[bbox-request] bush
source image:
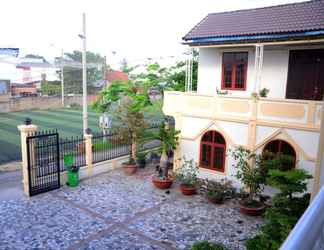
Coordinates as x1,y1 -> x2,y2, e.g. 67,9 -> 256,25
191,241 -> 229,250
246,167 -> 312,250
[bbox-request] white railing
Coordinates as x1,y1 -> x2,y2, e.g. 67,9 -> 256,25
280,186 -> 324,250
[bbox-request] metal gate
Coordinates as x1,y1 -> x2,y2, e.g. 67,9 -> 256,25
26,132 -> 60,196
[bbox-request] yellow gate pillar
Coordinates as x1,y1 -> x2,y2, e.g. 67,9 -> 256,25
17,122 -> 38,196
84,133 -> 93,177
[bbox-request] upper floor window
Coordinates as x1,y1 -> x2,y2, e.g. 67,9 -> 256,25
221,52 -> 248,91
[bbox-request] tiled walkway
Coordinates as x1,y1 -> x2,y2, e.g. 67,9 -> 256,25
0,167 -> 263,250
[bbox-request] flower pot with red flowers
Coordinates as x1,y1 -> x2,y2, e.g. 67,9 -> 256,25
176,158 -> 199,196
151,121 -> 180,190
231,147 -> 267,216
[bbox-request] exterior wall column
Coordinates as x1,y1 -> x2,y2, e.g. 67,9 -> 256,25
248,97 -> 258,151
173,112 -> 182,172
84,134 -> 93,177
17,123 -> 38,196
253,44 -> 264,93
312,101 -> 324,200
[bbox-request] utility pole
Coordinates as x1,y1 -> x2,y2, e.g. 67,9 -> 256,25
81,12 -> 88,134
61,49 -> 64,107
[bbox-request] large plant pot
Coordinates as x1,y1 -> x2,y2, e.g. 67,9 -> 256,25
152,176 -> 173,189
122,163 -> 137,175
239,200 -> 265,216
180,184 -> 196,196
136,159 -> 146,168
207,194 -> 224,205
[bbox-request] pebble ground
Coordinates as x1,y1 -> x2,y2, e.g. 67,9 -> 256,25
0,166 -> 263,250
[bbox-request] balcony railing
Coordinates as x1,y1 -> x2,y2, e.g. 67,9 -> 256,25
163,91 -> 322,131
280,186 -> 324,250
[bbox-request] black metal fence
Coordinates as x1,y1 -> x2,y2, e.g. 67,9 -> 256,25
92,133 -> 130,163
26,130 -> 60,196
92,120 -> 165,163
59,135 -> 86,171
27,118 -> 175,171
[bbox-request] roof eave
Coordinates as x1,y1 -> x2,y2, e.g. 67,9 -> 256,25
183,30 -> 324,46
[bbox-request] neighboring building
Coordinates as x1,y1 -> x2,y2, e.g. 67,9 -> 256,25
105,70 -> 129,86
11,82 -> 38,96
163,0 -> 324,193
0,80 -> 11,102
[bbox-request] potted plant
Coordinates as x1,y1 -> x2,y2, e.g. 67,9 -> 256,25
205,179 -> 235,205
93,80 -> 152,176
151,122 -> 180,189
176,158 -> 199,195
136,151 -> 146,168
231,147 -> 266,216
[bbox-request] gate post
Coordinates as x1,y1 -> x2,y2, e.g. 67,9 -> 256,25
84,133 -> 93,177
17,121 -> 37,196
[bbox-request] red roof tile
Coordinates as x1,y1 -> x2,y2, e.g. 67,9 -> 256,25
183,0 -> 324,42
106,71 -> 129,82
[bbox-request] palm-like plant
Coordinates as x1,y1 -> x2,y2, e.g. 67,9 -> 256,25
153,122 -> 180,179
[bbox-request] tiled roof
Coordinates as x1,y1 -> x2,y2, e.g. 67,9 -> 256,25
183,0 -> 324,42
105,70 -> 129,82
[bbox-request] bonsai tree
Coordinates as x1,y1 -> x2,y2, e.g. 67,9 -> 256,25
231,147 -> 266,208
93,80 -> 152,166
153,121 -> 180,179
246,163 -> 312,250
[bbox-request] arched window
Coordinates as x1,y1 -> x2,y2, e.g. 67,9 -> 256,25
263,139 -> 296,170
200,131 -> 226,172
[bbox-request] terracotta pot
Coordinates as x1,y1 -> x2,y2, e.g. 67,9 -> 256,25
207,194 -> 224,204
239,200 -> 265,216
152,176 -> 173,189
180,184 -> 196,195
122,163 -> 137,175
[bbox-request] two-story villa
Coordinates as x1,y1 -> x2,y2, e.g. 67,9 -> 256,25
163,0 -> 324,193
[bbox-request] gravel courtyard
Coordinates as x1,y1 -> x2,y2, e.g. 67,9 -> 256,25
0,167 -> 263,250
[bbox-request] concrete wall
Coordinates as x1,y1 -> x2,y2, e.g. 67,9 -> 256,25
180,116 -> 318,189
0,95 -> 97,113
197,45 -> 324,99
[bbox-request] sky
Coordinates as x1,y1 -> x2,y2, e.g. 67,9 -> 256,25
0,0 -> 306,67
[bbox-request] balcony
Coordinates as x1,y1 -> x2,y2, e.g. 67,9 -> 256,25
163,91 -> 322,131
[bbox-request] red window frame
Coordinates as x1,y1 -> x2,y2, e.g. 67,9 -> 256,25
221,52 -> 248,91
263,140 -> 296,169
199,131 -> 226,172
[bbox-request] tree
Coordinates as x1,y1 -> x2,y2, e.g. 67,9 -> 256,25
41,81 -> 61,96
56,50 -> 105,94
246,155 -> 312,250
165,49 -> 199,91
92,80 -> 152,164
25,54 -> 48,63
129,49 -> 199,93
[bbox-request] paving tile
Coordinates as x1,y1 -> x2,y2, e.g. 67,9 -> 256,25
79,227 -> 164,250
0,194 -> 108,250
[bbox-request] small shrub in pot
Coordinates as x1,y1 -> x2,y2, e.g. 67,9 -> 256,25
203,179 -> 235,204
176,158 -> 199,195
231,147 -> 266,215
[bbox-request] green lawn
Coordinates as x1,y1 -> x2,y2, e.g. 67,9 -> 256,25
0,101 -> 163,164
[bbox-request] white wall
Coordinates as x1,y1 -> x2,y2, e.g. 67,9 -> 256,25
179,116 -> 318,191
198,47 -> 255,97
197,46 -> 293,98
260,49 -> 289,98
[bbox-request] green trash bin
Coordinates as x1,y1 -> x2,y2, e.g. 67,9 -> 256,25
64,154 -> 80,187
67,169 -> 79,187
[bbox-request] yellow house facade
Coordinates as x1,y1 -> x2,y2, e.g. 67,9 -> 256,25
163,0 -> 324,192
